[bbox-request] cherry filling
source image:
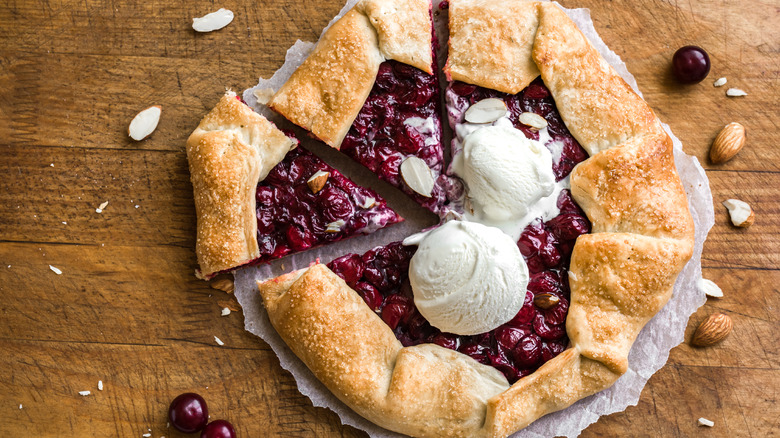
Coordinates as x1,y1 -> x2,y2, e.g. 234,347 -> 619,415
254,146 -> 402,265
448,77 -> 588,181
328,190 -> 588,384
328,79 -> 591,384
340,60 -> 447,214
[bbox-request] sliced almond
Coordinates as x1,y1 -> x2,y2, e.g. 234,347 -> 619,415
217,299 -> 241,312
518,112 -> 548,130
710,122 -> 746,163
326,220 -> 345,233
713,77 -> 727,87
464,98 -> 507,124
400,156 -> 434,197
698,418 -> 715,427
210,276 -> 234,294
358,196 -> 376,209
697,277 -> 723,298
128,105 -> 161,141
722,199 -> 754,227
726,88 -> 747,97
192,8 -> 234,33
307,170 -> 330,194
691,313 -> 732,347
533,293 -> 560,310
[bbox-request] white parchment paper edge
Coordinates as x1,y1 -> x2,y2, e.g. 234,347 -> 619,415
233,2 -> 716,437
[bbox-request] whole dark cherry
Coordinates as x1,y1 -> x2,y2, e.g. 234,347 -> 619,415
168,392 -> 209,433
200,419 -> 236,438
672,46 -> 711,84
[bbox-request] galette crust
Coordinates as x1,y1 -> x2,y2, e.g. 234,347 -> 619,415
445,0 -> 541,95
258,265 -> 511,438
268,0 -> 433,149
186,92 -> 296,279
254,1 -> 696,437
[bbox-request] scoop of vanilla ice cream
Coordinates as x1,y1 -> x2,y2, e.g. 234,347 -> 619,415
406,220 -> 529,335
453,125 -> 555,223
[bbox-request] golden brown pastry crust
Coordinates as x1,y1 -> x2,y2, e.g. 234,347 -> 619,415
187,92 -> 296,279
254,2 -> 696,437
445,0 -> 541,95
258,265 -> 510,438
269,0 -> 433,149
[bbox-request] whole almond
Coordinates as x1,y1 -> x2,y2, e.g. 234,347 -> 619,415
533,293 -> 560,310
710,122 -> 746,163
692,313 -> 732,347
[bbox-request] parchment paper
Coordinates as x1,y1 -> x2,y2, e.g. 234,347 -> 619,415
234,1 -> 716,436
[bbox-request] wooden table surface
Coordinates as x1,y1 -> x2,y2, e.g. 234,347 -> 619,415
1,0 -> 778,436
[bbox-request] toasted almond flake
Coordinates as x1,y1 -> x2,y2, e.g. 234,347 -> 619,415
359,196 -> 376,209
722,199 -> 753,227
95,201 -> 109,214
713,77 -> 727,87
49,265 -> 62,275
518,112 -> 548,130
19,404 -> 22,409
79,391 -> 91,396
192,8 -> 234,32
726,88 -> 747,97
98,380 -> 103,391
142,434 -> 151,438
698,417 -> 714,427
464,98 -> 507,123
214,336 -> 224,346
128,106 -> 161,141
697,278 -> 723,298
221,307 -> 231,316
217,299 -> 241,312
210,277 -> 234,294
400,156 -> 435,197
62,221 -> 67,225
50,163 -> 54,167
326,219 -> 346,233
306,170 -> 330,194
253,88 -> 275,105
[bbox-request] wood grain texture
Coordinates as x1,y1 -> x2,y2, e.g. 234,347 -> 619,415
0,0 -> 777,437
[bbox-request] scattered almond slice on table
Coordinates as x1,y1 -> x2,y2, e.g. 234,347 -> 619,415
192,8 -> 234,33
722,199 -> 754,227
49,265 -> 62,275
128,106 -> 161,141
698,417 -> 715,427
692,313 -> 732,347
697,277 -> 723,298
713,77 -> 727,87
726,88 -> 747,97
209,277 -> 234,294
710,122 -> 746,163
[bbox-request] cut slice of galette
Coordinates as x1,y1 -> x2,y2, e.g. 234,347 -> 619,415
266,0 -> 450,215
186,92 -> 402,279
254,1 -> 695,437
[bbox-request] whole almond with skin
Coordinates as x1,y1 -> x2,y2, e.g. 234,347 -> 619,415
710,122 -> 746,163
533,293 -> 560,310
692,313 -> 732,347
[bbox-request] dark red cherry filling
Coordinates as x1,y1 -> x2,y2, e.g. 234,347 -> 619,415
448,77 -> 588,181
341,60 -> 447,214
327,78 -> 591,384
328,189 -> 588,384
254,145 -> 402,264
